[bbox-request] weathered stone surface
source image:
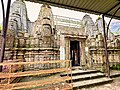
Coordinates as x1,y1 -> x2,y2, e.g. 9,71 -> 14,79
8,0 -> 28,34
80,77 -> 120,90
82,14 -> 98,38
2,1 -> 119,71
31,4 -> 57,48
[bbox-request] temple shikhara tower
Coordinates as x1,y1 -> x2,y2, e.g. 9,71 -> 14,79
8,0 -> 28,34
32,4 -> 57,48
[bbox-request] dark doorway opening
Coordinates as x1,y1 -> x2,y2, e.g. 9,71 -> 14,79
70,41 -> 80,66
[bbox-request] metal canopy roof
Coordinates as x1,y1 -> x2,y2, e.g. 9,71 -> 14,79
26,0 -> 120,20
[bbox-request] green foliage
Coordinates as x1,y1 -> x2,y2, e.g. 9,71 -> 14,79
0,26 -> 1,29
111,64 -> 120,70
97,16 -> 101,20
0,25 -> 2,33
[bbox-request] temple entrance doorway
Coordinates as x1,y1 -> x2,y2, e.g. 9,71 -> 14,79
70,41 -> 80,66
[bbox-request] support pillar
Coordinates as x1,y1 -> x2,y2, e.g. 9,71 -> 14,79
80,41 -> 86,66
102,15 -> 110,78
0,0 -> 11,72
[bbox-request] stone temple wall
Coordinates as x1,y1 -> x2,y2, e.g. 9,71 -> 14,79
24,49 -> 60,70
0,47 -> 60,70
87,33 -> 120,70
89,48 -> 120,71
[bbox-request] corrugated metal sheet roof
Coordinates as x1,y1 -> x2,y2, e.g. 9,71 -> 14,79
26,0 -> 120,20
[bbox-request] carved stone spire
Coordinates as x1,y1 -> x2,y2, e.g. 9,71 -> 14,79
33,4 -> 54,35
82,14 -> 98,38
8,0 -> 28,35
33,4 -> 55,48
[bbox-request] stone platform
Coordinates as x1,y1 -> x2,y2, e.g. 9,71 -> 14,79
61,66 -> 113,89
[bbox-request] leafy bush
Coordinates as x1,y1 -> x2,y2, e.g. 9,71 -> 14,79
111,64 -> 120,70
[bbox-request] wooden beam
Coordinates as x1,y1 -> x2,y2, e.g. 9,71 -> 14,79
0,60 -> 72,89
0,68 -> 69,78
0,60 -> 70,66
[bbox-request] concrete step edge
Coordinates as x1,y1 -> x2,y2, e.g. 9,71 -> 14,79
72,73 -> 105,81
61,70 -> 99,76
73,77 -> 113,88
110,73 -> 120,78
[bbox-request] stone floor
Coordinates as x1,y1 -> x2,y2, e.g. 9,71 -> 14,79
110,70 -> 120,77
80,77 -> 120,90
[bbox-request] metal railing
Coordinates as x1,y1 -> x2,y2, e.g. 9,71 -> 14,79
0,60 -> 72,89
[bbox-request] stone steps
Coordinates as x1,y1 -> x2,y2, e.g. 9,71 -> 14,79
110,72 -> 120,78
61,67 -> 113,89
73,77 -> 112,89
72,72 -> 105,82
61,69 -> 98,76
72,66 -> 83,70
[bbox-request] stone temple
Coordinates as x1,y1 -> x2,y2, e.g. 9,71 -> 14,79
0,0 -> 120,70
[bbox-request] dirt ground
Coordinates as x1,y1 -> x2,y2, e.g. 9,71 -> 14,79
80,77 -> 120,90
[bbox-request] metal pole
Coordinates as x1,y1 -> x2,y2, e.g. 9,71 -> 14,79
102,15 -> 110,78
106,7 -> 120,39
0,0 -> 11,71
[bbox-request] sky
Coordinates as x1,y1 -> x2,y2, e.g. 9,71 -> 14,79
25,1 -> 102,22
0,0 -> 119,24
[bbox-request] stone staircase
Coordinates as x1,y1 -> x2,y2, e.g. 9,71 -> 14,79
61,66 -> 113,89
